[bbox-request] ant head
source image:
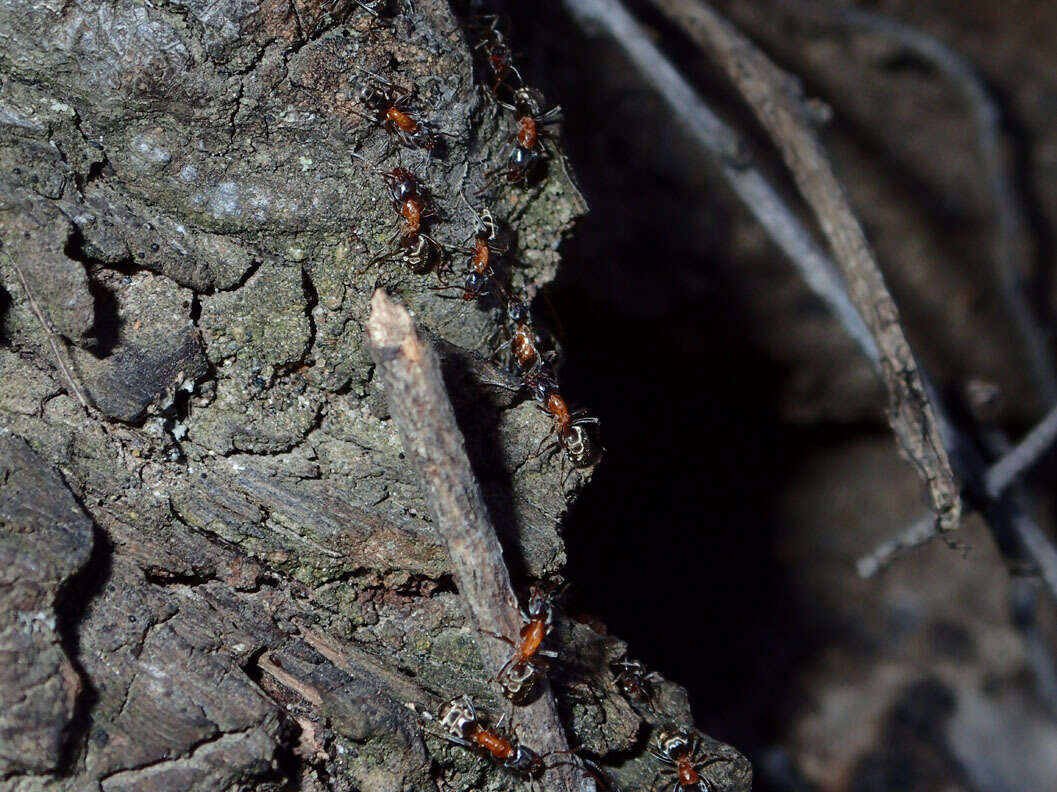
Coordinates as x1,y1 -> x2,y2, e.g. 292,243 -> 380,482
507,300 -> 529,325
410,125 -> 440,153
512,87 -> 544,117
385,168 -> 420,202
523,365 -> 558,402
359,83 -> 389,110
464,270 -> 487,299
509,145 -> 540,178
614,658 -> 653,699
505,744 -> 545,779
526,579 -> 564,618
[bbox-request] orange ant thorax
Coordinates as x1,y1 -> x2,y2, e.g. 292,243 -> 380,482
517,115 -> 538,149
545,392 -> 570,425
400,198 -> 422,233
518,618 -> 547,660
472,238 -> 491,272
474,729 -> 514,760
386,105 -> 417,132
678,761 -> 701,786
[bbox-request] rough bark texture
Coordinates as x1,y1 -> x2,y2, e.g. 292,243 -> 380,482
0,1 -> 750,791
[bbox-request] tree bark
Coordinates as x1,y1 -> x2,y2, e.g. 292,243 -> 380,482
0,0 -> 751,790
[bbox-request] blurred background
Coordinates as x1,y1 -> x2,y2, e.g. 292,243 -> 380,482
472,1 -> 1057,790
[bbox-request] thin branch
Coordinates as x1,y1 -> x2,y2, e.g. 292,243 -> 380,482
645,0 -> 960,533
986,400 -> 1057,496
779,0 -> 1057,404
855,513 -> 938,579
858,401 -> 1057,579
0,243 -> 95,414
565,0 -> 1057,587
741,2 -> 1057,605
364,289 -> 594,792
561,0 -> 880,371
566,0 -> 1057,604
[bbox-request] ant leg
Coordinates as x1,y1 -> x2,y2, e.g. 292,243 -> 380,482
530,426 -> 559,461
538,105 -> 563,126
429,731 -> 476,751
476,374 -> 524,394
647,749 -> 672,764
475,145 -> 514,196
692,756 -> 729,773
477,629 -> 517,648
474,170 -> 502,197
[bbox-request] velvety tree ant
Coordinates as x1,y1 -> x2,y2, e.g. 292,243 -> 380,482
479,88 -> 562,193
432,197 -> 509,302
649,729 -> 727,792
612,657 -> 659,706
381,167 -> 433,236
484,582 -> 564,700
470,14 -> 524,98
351,69 -> 441,153
439,696 -> 545,776
431,696 -> 579,780
522,367 -> 601,470
355,160 -> 443,273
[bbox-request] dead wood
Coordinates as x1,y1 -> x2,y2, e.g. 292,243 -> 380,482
647,0 -> 962,534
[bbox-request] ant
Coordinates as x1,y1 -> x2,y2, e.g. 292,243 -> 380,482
381,167 -> 433,237
524,367 -> 601,470
470,14 -> 524,98
435,197 -> 510,302
354,159 -> 443,274
432,696 -> 573,780
479,88 -> 561,193
649,729 -> 727,792
351,69 -> 441,153
612,657 -> 659,706
483,582 -> 564,700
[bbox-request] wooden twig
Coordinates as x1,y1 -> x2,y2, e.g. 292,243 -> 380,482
777,0 -> 1057,404
858,401 -> 1057,580
561,0 -> 880,371
564,0 -> 1057,587
645,0 -> 961,533
986,401 -> 1057,496
0,243 -> 95,414
715,1 -> 1057,611
364,290 -> 594,792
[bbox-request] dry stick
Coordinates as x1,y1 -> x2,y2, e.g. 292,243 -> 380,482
646,0 -> 960,534
0,245 -> 95,414
562,0 -> 880,372
565,0 -> 1057,586
857,401 -> 1057,579
782,0 -> 1057,403
364,290 -> 594,792
769,2 -> 1057,583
